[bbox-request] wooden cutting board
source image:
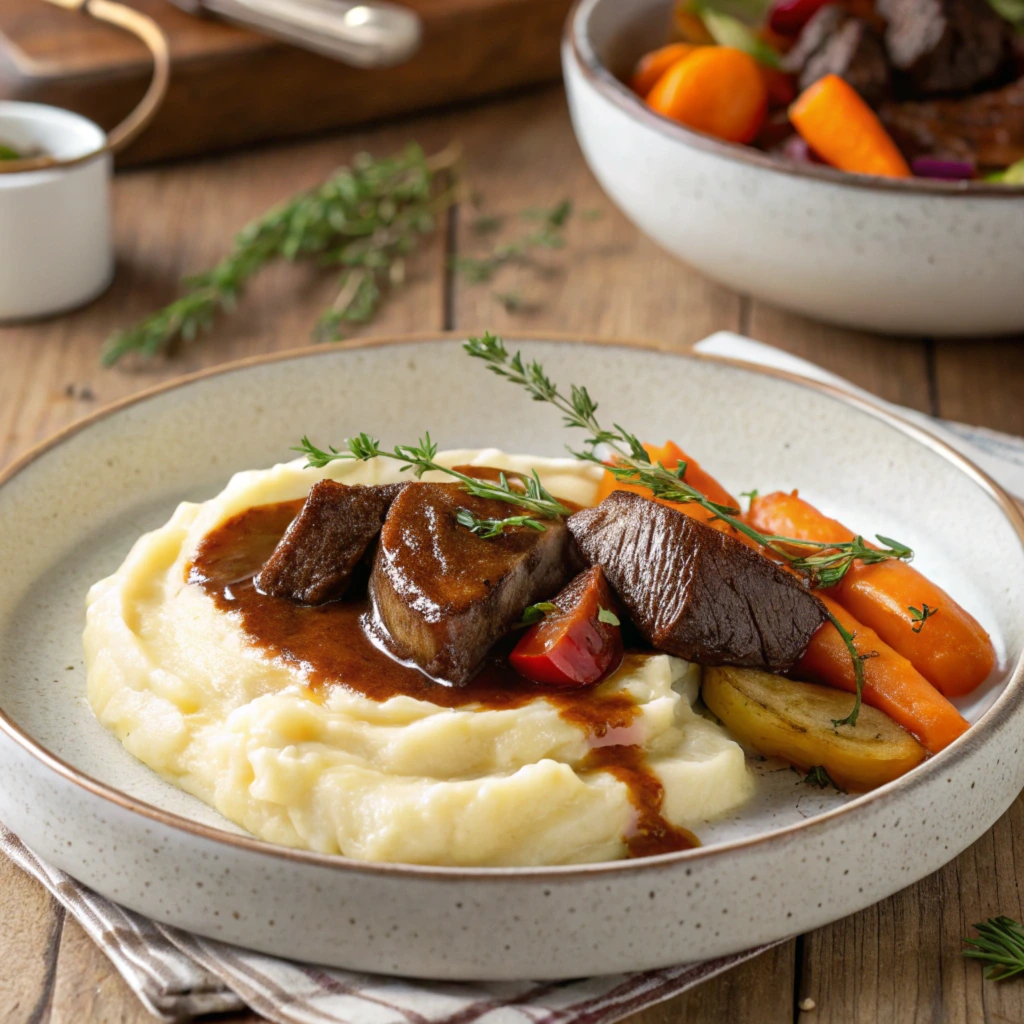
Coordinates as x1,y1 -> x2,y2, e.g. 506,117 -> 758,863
0,0 -> 572,165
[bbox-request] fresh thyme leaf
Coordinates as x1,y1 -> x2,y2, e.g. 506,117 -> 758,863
0,143 -> 23,161
740,489 -> 759,503
451,200 -> 574,286
293,434 -> 570,529
471,214 -> 504,234
522,601 -> 560,625
909,603 -> 938,633
800,765 -> 846,793
494,290 -> 527,313
455,508 -> 546,537
964,917 -> 1024,980
103,143 -> 460,365
598,606 -> 621,627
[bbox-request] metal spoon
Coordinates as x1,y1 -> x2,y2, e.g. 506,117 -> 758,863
172,0 -> 422,68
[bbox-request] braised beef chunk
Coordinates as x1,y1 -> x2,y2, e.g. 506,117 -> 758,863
877,0 -> 1012,96
255,480 -> 406,605
567,492 -> 826,672
881,77 -> 1024,166
784,8 -> 891,106
370,483 -> 576,684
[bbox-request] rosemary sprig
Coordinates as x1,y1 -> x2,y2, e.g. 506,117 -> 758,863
464,332 -> 917,727
293,433 -> 570,530
964,917 -> 1024,980
102,144 -> 459,366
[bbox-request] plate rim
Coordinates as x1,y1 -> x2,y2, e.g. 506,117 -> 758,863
3,330 -> 1023,880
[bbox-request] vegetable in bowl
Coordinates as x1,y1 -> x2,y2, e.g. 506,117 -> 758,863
629,0 -> 1024,181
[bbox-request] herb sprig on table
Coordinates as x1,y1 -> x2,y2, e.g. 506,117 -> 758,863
463,332 -> 916,726
103,145 -> 459,366
102,145 -> 592,367
964,917 -> 1024,980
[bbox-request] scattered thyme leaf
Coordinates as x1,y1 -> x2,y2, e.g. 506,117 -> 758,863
494,290 -> 527,313
909,603 -> 938,633
597,606 -> 621,627
964,917 -> 1024,980
452,200 -> 575,286
522,601 -> 560,625
800,766 -> 846,793
455,508 -> 546,537
471,214 -> 504,234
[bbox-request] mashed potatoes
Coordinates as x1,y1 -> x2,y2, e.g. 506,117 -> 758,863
84,450 -> 753,866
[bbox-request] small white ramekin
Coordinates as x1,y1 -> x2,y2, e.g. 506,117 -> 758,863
0,102 -> 114,322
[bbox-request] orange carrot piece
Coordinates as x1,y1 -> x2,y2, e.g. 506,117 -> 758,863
647,47 -> 768,144
789,74 -> 911,177
797,595 -> 969,754
594,441 -> 760,548
631,43 -> 698,98
748,491 -> 995,697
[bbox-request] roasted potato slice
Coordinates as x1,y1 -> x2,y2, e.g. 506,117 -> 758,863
702,665 -> 926,792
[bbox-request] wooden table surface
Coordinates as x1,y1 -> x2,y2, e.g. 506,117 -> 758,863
2,86 -> 1023,1024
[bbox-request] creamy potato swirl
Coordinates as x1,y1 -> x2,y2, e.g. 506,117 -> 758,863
84,450 -> 753,866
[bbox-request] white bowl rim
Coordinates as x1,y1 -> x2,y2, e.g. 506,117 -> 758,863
565,0 -> 1024,199
2,331 -> 1023,880
0,101 -> 108,180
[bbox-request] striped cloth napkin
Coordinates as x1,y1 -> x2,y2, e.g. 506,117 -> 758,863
4,334 -> 1021,1023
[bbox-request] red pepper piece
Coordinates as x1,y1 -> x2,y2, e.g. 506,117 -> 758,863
510,567 -> 624,688
768,0 -> 835,36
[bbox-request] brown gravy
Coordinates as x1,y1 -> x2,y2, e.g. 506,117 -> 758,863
187,499 -> 697,855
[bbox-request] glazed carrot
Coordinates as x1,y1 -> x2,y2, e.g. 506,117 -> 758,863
748,491 -> 995,697
631,43 -> 698,97
593,441 -> 760,546
797,595 -> 969,754
647,47 -> 768,144
789,74 -> 911,178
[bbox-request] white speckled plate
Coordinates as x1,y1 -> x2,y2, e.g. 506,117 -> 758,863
1,335 -> 1022,979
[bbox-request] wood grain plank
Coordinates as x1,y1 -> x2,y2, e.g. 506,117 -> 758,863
0,118 -> 452,472
0,856 -> 64,1024
746,304 -> 934,413
449,90 -> 743,346
47,914 -> 266,1023
633,942 -> 797,1024
796,794 -> 1024,1024
932,338 -> 1024,436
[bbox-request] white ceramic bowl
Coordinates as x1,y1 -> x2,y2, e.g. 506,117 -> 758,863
563,0 -> 1024,337
0,336 -> 1022,979
0,102 -> 113,321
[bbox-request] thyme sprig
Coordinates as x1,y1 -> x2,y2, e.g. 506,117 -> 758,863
800,765 -> 846,793
964,917 -> 1024,980
102,144 -> 459,366
464,332 -> 916,727
294,434 -> 570,531
451,200 -> 573,284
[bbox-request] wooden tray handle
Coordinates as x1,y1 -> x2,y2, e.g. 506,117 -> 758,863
0,0 -> 170,174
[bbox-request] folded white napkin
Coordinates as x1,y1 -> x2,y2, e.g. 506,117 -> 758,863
5,334 -> 1021,1023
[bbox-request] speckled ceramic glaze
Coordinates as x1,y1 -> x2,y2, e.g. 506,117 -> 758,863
563,0 -> 1024,337
0,336 -> 1022,980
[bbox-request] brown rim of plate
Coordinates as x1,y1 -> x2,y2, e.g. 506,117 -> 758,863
565,0 -> 1024,199
2,331 -> 1023,881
